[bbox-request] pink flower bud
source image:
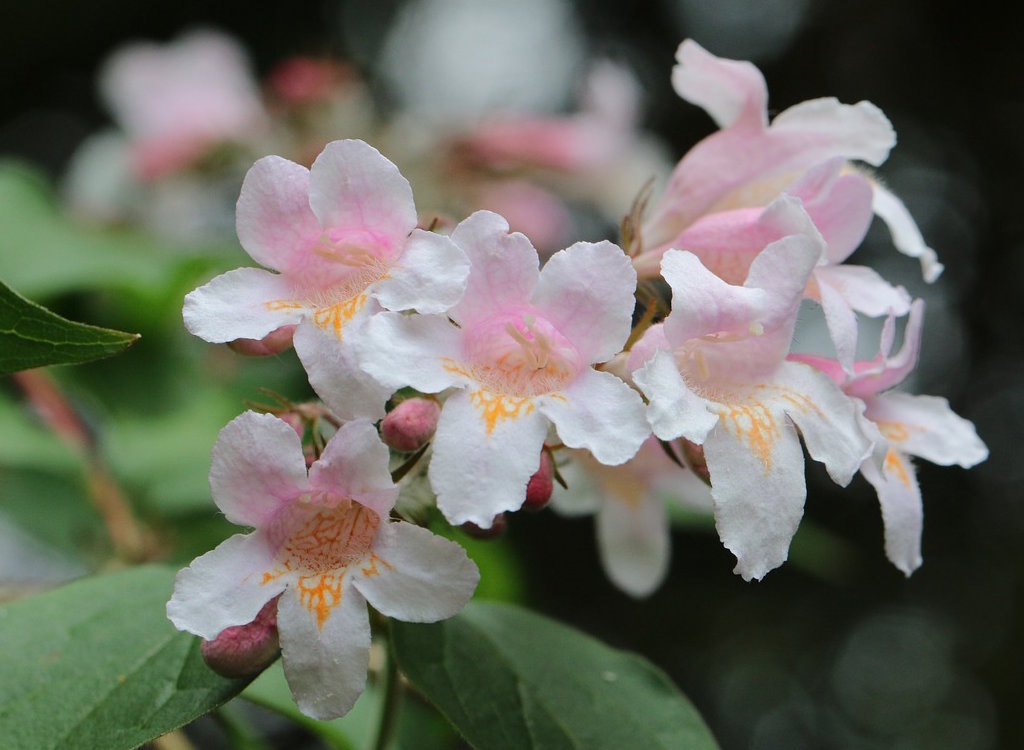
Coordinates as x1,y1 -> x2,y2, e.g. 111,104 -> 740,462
380,398 -> 441,452
201,597 -> 280,678
679,438 -> 711,486
461,513 -> 508,540
522,449 -> 554,512
227,325 -> 296,357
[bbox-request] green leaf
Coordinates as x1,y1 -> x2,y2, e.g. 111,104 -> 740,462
0,278 -> 138,374
0,565 -> 250,750
392,602 -> 720,750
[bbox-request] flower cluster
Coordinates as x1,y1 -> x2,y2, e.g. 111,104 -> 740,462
169,39 -> 987,718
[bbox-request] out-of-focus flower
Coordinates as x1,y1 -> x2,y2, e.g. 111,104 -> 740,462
631,198 -> 872,580
638,39 -> 942,284
167,412 -> 478,719
551,437 -> 712,597
792,301 -> 988,575
183,139 -> 469,420
358,210 -> 650,527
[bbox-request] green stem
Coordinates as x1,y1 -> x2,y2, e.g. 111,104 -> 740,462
369,626 -> 402,750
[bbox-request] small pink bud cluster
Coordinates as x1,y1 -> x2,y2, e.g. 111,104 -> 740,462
200,596 -> 280,678
380,398 -> 441,452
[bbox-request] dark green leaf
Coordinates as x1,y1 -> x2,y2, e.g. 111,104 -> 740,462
0,278 -> 138,374
392,601 -> 720,750
0,565 -> 249,750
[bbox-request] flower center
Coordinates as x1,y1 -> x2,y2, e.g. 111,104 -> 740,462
271,497 -> 380,575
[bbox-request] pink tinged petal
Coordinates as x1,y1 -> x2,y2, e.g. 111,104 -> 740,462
531,240 -> 636,363
770,98 -> 895,168
183,267 -> 306,343
860,452 -> 923,576
448,211 -> 540,327
844,299 -> 925,398
813,265 -> 912,318
357,312 -> 465,393
865,392 -> 989,468
210,412 -> 309,527
372,229 -> 469,314
277,578 -> 371,720
633,349 -> 719,443
871,182 -> 944,282
236,156 -> 320,273
625,322 -> 671,373
540,369 -> 649,465
294,320 -> 391,422
309,419 -> 399,519
671,39 -> 768,129
167,531 -> 285,640
596,489 -> 670,598
352,522 -> 479,621
814,272 -> 860,374
429,389 -> 550,527
771,361 -> 873,486
703,405 -> 807,581
786,158 -> 874,263
308,140 -> 416,247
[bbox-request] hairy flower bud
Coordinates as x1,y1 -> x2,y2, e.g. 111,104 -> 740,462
227,325 -> 296,357
200,597 -> 280,678
522,449 -> 554,512
381,398 -> 441,452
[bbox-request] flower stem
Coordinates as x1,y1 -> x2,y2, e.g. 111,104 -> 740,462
369,626 -> 402,750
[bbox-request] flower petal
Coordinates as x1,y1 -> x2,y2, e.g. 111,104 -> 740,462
236,155 -> 320,273
167,531 -> 284,640
860,451 -> 923,576
294,319 -> 392,422
183,267 -> 306,343
870,181 -> 944,282
429,389 -> 550,527
633,349 -> 719,443
352,522 -> 479,621
786,158 -> 874,264
277,579 -> 371,720
357,311 -> 465,393
211,411 -> 309,526
704,406 -> 807,581
308,140 -> 416,248
815,272 -> 860,374
770,97 -> 895,167
309,419 -> 398,518
865,392 -> 988,468
671,39 -> 768,129
596,489 -> 670,598
541,369 -> 649,465
448,210 -> 540,327
531,240 -> 636,363
372,229 -> 470,314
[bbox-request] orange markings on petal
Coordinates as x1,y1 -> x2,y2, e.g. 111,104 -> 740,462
359,550 -> 394,578
313,294 -> 368,338
875,420 -> 920,444
884,449 -> 913,488
717,400 -> 779,473
469,389 -> 535,436
296,573 -> 344,629
266,299 -> 305,312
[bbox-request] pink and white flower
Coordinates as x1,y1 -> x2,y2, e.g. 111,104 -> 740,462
167,411 -> 479,719
792,301 -> 988,575
183,139 -> 470,420
358,210 -> 650,527
639,39 -> 942,284
631,198 -> 873,580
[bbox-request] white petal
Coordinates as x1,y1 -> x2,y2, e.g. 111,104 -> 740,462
167,531 -> 284,640
429,389 -> 549,527
294,320 -> 391,422
815,272 -> 860,375
357,311 -> 464,393
771,98 -> 895,168
308,140 -> 416,247
860,452 -> 923,576
814,264 -> 911,318
596,490 -> 670,598
866,392 -> 988,468
531,240 -> 636,364
211,411 -> 309,526
352,522 -> 479,621
372,229 -> 469,314
277,579 -> 371,720
633,349 -> 720,443
540,369 -> 648,465
309,419 -> 398,518
871,182 -> 944,282
183,267 -> 306,343
704,403 -> 807,581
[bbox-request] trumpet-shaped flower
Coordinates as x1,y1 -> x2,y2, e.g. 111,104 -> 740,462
631,201 -> 872,580
792,301 -> 988,575
183,139 -> 470,420
358,210 -> 650,527
639,39 -> 942,283
167,412 -> 479,719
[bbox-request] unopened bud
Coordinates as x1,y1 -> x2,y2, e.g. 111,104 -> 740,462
461,513 -> 508,539
228,325 -> 296,357
679,439 -> 711,486
201,597 -> 280,678
522,449 -> 554,512
381,398 -> 441,452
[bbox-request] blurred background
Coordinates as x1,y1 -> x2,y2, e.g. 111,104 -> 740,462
2,0 -> 1021,748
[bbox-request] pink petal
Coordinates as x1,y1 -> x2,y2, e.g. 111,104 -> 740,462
309,419 -> 398,519
671,39 -> 768,129
786,158 -> 874,263
372,229 -> 469,314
